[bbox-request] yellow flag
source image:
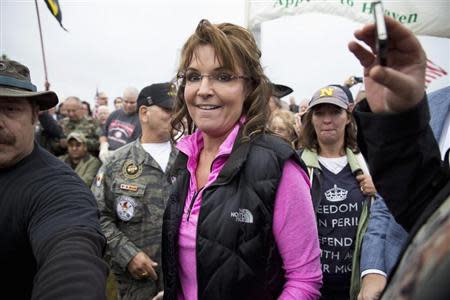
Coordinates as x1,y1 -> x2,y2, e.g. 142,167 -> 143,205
44,0 -> 67,31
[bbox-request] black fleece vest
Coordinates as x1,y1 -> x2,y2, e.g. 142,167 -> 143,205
162,133 -> 306,300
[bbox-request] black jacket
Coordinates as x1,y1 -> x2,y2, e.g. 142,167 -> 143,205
354,97 -> 450,300
354,97 -> 449,233
162,133 -> 305,300
0,143 -> 107,299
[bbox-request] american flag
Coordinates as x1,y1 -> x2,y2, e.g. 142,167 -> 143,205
425,59 -> 448,86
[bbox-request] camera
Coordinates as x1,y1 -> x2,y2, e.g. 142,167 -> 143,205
353,76 -> 363,83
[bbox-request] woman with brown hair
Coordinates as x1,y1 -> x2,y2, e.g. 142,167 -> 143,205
299,85 -> 377,299
161,20 -> 322,300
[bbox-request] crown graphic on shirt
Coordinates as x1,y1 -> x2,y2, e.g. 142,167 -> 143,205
325,184 -> 348,202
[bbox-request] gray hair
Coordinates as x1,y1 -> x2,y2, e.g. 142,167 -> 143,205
123,87 -> 139,100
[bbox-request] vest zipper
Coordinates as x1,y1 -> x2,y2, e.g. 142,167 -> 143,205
185,155 -> 225,222
187,187 -> 204,222
185,153 -> 239,222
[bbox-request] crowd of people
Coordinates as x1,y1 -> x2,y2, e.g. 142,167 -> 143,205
0,15 -> 449,300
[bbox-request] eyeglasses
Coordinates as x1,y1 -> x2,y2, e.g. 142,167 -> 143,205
177,70 -> 250,87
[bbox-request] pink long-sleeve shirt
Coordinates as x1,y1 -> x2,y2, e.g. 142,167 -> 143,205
176,121 -> 322,300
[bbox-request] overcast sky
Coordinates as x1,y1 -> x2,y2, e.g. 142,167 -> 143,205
1,0 -> 449,109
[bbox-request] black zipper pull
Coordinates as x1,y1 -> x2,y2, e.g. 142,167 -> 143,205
187,187 -> 204,222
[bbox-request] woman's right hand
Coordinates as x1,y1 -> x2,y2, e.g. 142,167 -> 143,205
356,174 -> 377,196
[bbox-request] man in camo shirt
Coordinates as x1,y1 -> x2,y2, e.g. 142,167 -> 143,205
92,82 -> 177,300
56,96 -> 100,156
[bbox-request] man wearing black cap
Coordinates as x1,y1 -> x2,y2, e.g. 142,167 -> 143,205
0,59 -> 108,299
92,82 -> 178,299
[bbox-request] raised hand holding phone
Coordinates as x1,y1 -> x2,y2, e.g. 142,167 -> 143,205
348,15 -> 426,113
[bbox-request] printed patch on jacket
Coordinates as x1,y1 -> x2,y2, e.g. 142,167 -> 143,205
95,173 -> 103,187
122,160 -> 143,179
230,208 -> 254,224
116,196 -> 137,221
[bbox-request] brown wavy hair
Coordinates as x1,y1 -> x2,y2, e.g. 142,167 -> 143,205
299,107 -> 359,153
170,19 -> 272,142
268,110 -> 299,149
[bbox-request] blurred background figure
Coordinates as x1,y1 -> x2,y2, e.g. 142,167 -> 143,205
96,105 -> 110,128
268,109 -> 299,149
113,96 -> 124,110
81,100 -> 93,118
56,102 -> 67,120
343,75 -> 363,90
58,132 -> 101,187
99,87 -> 140,162
94,91 -> 109,118
56,96 -> 100,156
35,109 -> 64,154
96,91 -> 109,106
269,83 -> 293,113
289,96 -> 299,113
293,98 -> 310,139
342,76 -> 364,111
47,106 -> 58,120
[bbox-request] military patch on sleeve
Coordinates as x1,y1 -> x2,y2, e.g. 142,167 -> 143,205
116,196 -> 137,221
95,173 -> 104,187
122,160 -> 143,179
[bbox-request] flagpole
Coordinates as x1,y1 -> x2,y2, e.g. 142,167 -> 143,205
34,0 -> 50,91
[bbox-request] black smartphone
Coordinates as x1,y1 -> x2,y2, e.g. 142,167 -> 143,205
353,76 -> 363,83
373,1 -> 388,66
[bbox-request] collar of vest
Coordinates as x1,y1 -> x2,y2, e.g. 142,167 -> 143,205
300,147 -> 363,175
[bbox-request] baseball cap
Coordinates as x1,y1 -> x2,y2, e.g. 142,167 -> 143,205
0,59 -> 58,110
67,132 -> 87,144
308,85 -> 351,110
137,82 -> 176,111
272,84 -> 293,98
329,84 -> 354,103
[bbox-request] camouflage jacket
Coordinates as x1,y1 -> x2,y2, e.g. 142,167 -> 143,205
92,139 -> 177,273
58,117 -> 100,154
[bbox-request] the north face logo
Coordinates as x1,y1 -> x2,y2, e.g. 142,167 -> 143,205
230,208 -> 254,224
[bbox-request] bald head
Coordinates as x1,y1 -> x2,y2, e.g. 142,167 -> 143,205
122,87 -> 138,114
64,96 -> 83,121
